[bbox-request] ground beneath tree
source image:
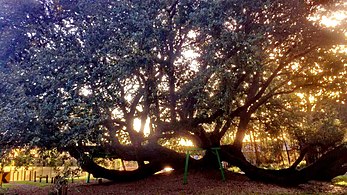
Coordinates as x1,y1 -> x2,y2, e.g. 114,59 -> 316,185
5,171 -> 347,194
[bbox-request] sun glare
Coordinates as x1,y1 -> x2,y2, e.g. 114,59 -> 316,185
133,118 -> 150,135
178,138 -> 194,147
331,45 -> 347,54
80,86 -> 92,96
320,11 -> 347,27
182,50 -> 199,59
154,166 -> 174,175
242,134 -> 252,142
163,167 -> 174,172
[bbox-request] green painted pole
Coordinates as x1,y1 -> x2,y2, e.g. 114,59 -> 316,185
212,148 -> 225,181
183,150 -> 190,184
86,172 -> 90,183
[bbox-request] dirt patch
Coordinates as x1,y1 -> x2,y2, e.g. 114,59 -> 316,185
4,171 -> 347,194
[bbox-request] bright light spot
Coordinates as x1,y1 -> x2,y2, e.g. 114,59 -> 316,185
133,118 -> 151,135
320,11 -> 347,27
133,118 -> 141,132
154,166 -> 174,175
80,86 -> 92,96
321,16 -> 340,27
112,109 -> 123,118
333,119 -> 341,126
242,134 -> 251,142
190,59 -> 199,72
296,93 -> 304,99
291,63 -> 299,70
179,139 -> 194,147
187,30 -> 197,38
269,53 -> 276,59
331,45 -> 347,54
182,49 -> 199,59
308,95 -> 315,103
163,167 -> 174,172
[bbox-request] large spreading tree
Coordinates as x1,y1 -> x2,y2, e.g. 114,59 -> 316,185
1,0 -> 347,185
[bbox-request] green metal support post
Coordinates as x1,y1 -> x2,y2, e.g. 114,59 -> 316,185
183,150 -> 190,184
183,147 -> 226,184
211,147 -> 225,181
86,172 -> 90,183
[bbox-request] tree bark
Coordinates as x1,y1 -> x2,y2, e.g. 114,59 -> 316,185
233,112 -> 251,153
67,144 -> 187,182
67,143 -> 347,185
222,143 -> 347,186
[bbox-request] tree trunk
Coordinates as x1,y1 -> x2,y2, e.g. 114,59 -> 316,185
282,132 -> 291,166
250,130 -> 261,165
222,143 -> 347,186
67,144 -> 188,182
233,112 -> 251,153
67,143 -> 347,186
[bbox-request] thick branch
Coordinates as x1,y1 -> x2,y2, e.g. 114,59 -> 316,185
157,109 -> 224,133
222,143 -> 347,186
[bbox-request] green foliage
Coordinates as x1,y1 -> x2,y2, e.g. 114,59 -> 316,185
11,152 -> 36,167
290,96 -> 347,154
1,148 -> 77,172
3,180 -> 51,188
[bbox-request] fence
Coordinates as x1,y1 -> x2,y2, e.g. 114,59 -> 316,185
2,166 -> 88,182
2,160 -> 139,182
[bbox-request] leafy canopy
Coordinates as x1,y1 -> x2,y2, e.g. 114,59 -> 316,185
0,0 -> 346,153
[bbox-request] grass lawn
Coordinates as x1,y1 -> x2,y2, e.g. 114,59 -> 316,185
2,180 -> 51,188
